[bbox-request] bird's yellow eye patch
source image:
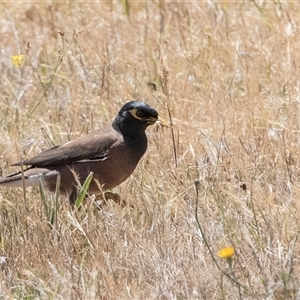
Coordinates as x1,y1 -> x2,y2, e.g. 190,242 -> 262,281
129,108 -> 144,120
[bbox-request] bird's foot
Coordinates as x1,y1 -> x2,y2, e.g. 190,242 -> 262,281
94,191 -> 126,209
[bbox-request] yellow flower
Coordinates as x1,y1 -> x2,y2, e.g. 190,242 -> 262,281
11,54 -> 24,67
218,246 -> 235,259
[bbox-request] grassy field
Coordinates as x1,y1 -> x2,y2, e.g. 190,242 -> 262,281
1,1 -> 300,299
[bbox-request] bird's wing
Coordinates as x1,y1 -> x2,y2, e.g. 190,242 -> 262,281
13,127 -> 121,167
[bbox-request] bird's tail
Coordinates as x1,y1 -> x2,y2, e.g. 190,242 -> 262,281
0,168 -> 50,188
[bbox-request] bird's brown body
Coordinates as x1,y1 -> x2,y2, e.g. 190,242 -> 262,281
0,101 -> 163,204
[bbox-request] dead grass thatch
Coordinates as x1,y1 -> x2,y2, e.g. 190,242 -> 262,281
1,1 -> 300,299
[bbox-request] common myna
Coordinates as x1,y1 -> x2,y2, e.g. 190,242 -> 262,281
0,101 -> 165,204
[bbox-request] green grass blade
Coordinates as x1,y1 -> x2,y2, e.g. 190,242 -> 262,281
122,0 -> 130,17
39,177 -> 48,217
50,173 -> 61,227
75,172 -> 93,209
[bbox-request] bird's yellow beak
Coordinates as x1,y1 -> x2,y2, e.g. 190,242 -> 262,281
156,116 -> 172,128
147,116 -> 171,128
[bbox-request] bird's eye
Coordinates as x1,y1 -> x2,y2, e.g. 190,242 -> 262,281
136,110 -> 144,118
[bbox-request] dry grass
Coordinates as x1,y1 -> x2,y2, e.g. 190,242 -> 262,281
1,1 -> 300,299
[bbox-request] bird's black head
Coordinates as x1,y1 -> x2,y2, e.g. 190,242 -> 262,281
113,101 -> 159,136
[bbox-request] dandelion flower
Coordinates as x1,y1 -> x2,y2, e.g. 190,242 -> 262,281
11,54 -> 24,67
218,246 -> 235,259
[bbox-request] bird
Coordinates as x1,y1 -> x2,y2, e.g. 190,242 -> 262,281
0,101 -> 166,205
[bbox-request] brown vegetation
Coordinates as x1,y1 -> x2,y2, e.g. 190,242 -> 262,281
1,1 -> 300,299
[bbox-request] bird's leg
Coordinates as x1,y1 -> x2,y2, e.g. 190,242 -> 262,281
68,189 -> 78,207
